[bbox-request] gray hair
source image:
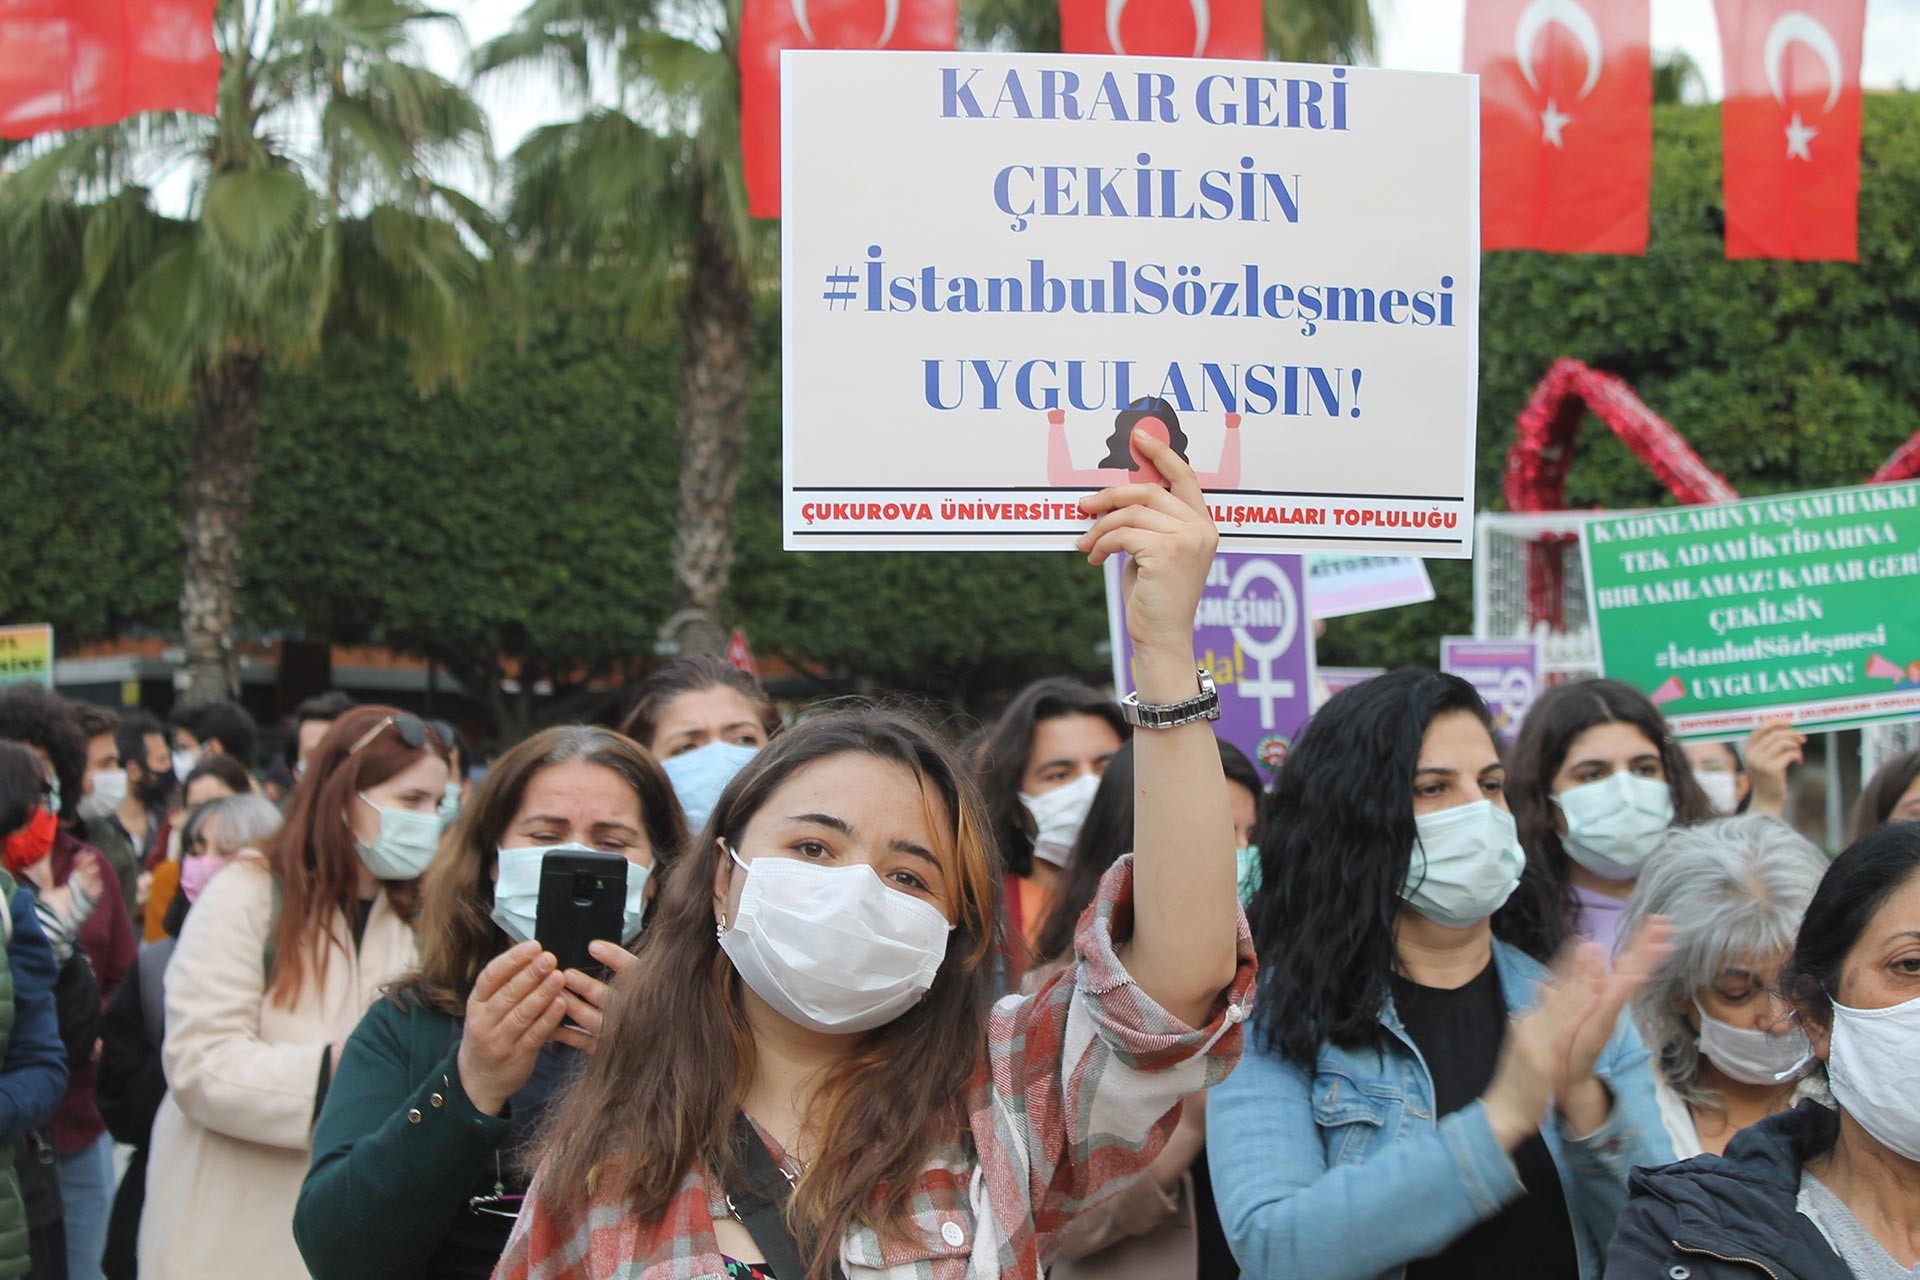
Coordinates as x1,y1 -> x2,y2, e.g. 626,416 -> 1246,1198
195,793 -> 283,858
1621,814 -> 1828,1108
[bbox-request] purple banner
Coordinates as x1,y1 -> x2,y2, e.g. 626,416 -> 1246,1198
1108,554 -> 1316,779
1439,637 -> 1541,742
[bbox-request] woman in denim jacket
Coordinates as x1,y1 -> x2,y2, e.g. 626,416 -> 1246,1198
1209,670 -> 1676,1280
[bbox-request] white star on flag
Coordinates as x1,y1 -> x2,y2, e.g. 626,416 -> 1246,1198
1784,112 -> 1818,160
1540,98 -> 1571,147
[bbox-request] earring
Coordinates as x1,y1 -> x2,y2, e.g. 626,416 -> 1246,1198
715,914 -> 727,940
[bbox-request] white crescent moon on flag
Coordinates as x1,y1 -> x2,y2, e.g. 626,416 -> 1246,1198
1514,0 -> 1603,99
1107,0 -> 1212,59
790,0 -> 901,47
1764,11 -> 1843,111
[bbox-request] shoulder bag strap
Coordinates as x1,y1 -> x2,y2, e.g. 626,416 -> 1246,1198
722,1115 -> 847,1280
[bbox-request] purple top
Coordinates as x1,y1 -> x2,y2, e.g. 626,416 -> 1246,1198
1572,883 -> 1631,954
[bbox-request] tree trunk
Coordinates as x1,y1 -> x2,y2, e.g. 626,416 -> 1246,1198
177,351 -> 264,705
667,208 -> 751,659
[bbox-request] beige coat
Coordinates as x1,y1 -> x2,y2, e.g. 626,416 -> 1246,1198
139,855 -> 418,1280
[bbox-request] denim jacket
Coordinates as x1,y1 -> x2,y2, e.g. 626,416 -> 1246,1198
1207,940 -> 1674,1280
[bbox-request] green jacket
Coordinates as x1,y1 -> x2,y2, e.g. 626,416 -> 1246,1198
80,815 -> 142,922
295,996 -> 515,1280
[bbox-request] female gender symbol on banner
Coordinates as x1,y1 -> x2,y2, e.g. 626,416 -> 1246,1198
1228,558 -> 1301,729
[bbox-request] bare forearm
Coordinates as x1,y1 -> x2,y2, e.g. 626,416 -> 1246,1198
1126,645 -> 1239,1026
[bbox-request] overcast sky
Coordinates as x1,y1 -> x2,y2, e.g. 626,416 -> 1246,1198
431,0 -> 1920,167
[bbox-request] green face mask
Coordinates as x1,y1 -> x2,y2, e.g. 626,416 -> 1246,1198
1235,845 -> 1261,906
438,780 -> 462,828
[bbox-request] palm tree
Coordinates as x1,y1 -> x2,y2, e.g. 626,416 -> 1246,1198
0,0 -> 505,702
478,0 -> 772,660
1652,50 -> 1708,106
483,0 -> 1371,660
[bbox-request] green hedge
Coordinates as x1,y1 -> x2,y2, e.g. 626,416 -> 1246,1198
4,94 -> 1917,698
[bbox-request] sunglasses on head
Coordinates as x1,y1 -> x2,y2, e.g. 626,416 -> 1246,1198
347,714 -> 436,757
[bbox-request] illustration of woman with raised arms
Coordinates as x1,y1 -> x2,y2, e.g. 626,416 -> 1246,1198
1048,397 -> 1242,489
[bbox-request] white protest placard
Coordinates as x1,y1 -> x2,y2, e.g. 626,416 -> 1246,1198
782,51 -> 1480,555
1307,555 -> 1435,619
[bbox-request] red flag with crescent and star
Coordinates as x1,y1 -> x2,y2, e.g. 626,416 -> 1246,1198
1057,0 -> 1262,60
1466,0 -> 1650,254
0,0 -> 219,139
740,0 -> 955,218
1714,0 -> 1864,261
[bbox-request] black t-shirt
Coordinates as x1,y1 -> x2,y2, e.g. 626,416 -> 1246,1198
1390,961 -> 1579,1280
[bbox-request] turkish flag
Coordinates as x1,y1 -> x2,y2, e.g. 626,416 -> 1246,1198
1058,0 -> 1262,60
1715,0 -> 1864,261
1467,0 -> 1650,254
0,0 -> 219,139
740,0 -> 955,217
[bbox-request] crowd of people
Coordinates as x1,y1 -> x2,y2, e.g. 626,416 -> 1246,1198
0,448 -> 1916,1278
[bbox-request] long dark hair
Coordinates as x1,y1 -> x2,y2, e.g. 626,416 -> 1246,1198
1850,750 -> 1920,841
1787,821 -> 1920,1062
1031,737 -> 1258,967
1031,743 -> 1134,967
1498,678 -> 1713,959
1249,669 -> 1495,1066
400,725 -> 687,1017
532,707 -> 1003,1280
969,677 -> 1129,878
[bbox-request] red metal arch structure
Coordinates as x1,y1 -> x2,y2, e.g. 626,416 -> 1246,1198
1502,358 -> 1737,632
1500,357 -> 1920,632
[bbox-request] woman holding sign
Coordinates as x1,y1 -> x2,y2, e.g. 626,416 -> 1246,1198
1502,679 -> 1715,957
294,725 -> 685,1280
1210,669 -> 1673,1280
495,434 -> 1251,1280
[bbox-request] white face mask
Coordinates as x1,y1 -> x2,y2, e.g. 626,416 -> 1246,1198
1694,1001 -> 1811,1086
1401,801 -> 1527,929
1827,991 -> 1920,1162
172,749 -> 200,781
1693,769 -> 1741,816
490,844 -> 651,947
719,845 -> 952,1035
80,768 -> 129,820
1019,773 -> 1102,869
1555,772 -> 1675,880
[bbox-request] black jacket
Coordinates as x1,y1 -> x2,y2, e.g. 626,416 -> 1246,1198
1608,1100 -> 1853,1280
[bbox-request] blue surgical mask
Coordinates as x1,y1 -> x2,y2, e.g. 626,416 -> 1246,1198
47,774 -> 61,815
1234,845 -> 1262,906
438,780 -> 463,828
1401,801 -> 1527,928
1555,772 -> 1675,881
349,794 -> 444,880
662,741 -> 759,831
489,843 -> 651,947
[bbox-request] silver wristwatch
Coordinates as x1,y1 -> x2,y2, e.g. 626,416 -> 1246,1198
1120,669 -> 1222,729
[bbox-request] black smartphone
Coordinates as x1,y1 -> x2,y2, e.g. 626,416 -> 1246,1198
533,850 -> 628,976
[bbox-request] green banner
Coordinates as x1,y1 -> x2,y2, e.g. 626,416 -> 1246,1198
1582,482 -> 1920,739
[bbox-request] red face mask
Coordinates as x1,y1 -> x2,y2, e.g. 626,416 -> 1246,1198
2,807 -> 57,876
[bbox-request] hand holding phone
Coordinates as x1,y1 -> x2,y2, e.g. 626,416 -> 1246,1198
534,850 -> 630,977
